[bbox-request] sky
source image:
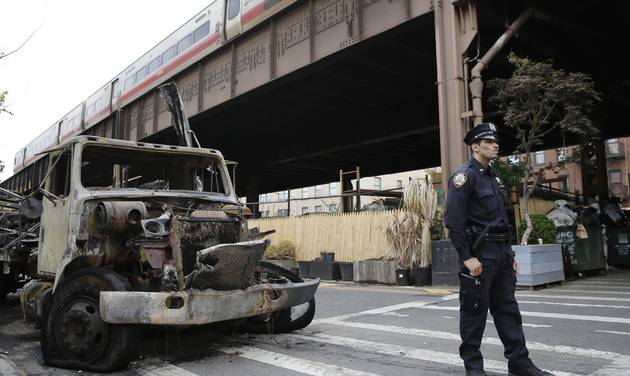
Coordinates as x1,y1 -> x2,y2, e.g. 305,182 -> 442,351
0,0 -> 210,182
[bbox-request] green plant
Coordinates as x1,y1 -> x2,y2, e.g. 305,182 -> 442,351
264,240 -> 296,260
488,53 -> 600,245
516,214 -> 556,245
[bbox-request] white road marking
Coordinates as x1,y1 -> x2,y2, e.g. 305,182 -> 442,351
321,320 -> 623,361
130,358 -> 199,376
595,330 -> 630,336
417,305 -> 630,324
570,282 -> 630,288
518,300 -> 630,309
287,333 -> 579,376
0,355 -> 26,376
312,294 -> 459,324
517,293 -> 630,302
443,315 -> 455,319
381,312 -> 409,317
221,346 -> 382,376
539,289 -> 630,295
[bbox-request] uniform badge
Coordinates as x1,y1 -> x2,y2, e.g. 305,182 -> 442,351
495,176 -> 505,189
453,172 -> 467,188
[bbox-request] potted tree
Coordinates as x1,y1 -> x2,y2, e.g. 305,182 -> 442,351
488,54 -> 601,286
385,210 -> 420,285
488,53 -> 601,246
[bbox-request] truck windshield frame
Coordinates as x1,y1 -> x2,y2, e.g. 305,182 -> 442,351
79,144 -> 231,195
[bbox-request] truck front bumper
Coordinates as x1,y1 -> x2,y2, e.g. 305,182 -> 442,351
99,278 -> 319,325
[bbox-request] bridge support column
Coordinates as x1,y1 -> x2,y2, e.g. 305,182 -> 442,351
433,0 -> 478,195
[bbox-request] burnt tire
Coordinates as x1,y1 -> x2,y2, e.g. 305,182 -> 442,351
240,261 -> 316,334
41,268 -> 137,373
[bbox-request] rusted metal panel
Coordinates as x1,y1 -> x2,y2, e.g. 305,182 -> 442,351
99,279 -> 320,325
201,49 -> 233,109
234,29 -> 272,96
362,0 -> 409,39
141,92 -> 155,138
175,68 -> 201,118
410,0 -> 433,18
275,4 -> 311,77
313,0 -> 359,60
156,95 -> 172,132
128,102 -> 140,141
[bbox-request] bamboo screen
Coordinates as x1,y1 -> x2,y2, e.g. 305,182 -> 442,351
248,210 -> 399,262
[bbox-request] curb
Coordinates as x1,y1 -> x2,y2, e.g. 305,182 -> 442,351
0,354 -> 26,376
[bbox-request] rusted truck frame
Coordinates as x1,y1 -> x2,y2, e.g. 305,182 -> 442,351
0,136 -> 318,372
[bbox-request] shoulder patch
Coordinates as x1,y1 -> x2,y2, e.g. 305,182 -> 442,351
453,172 -> 468,188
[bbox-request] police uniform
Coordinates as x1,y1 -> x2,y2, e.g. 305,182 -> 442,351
444,123 -> 553,376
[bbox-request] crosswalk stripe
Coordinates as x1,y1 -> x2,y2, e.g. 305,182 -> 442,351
417,305 -> 630,324
130,358 -> 199,376
570,282 -> 630,287
518,300 -> 630,309
287,333 -> 580,376
517,293 -> 630,302
321,319 -> 625,361
595,330 -> 630,336
541,289 -> 630,295
221,346 -> 381,376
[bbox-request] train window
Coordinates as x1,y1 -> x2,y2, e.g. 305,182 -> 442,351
162,45 -> 176,64
124,76 -> 134,91
193,21 -> 210,43
227,0 -> 240,20
148,56 -> 161,74
135,66 -> 148,83
177,33 -> 193,54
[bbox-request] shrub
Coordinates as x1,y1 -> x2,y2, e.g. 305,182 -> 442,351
517,214 -> 556,244
264,240 -> 296,260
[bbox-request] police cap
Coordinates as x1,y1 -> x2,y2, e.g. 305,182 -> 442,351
463,122 -> 500,145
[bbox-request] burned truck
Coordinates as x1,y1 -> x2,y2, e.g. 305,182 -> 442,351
0,136 -> 318,372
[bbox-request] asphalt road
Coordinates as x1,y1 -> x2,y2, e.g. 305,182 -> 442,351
1,269 -> 629,376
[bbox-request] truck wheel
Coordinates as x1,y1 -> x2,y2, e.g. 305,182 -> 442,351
240,261 -> 316,334
40,268 -> 137,372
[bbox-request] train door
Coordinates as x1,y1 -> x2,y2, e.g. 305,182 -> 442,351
224,0 -> 242,41
111,79 -> 120,111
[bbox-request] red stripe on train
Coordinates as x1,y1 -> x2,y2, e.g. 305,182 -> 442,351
85,106 -> 110,125
242,3 -> 265,25
118,32 -> 221,104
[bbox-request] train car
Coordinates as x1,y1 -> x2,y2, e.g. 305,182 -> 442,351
6,0 -> 303,183
23,122 -> 60,168
59,103 -> 85,144
117,1 -> 225,107
12,148 -> 26,174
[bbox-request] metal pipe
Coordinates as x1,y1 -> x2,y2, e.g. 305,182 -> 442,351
469,8 -> 534,125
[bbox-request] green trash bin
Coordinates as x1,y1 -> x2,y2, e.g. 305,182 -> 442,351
607,227 -> 630,267
556,225 -> 606,275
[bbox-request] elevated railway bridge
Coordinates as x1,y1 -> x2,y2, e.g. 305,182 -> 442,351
3,0 -> 630,206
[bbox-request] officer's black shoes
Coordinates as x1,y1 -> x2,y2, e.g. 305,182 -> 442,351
465,369 -> 488,376
508,366 -> 554,376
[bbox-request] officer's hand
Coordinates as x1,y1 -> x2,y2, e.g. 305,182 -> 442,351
463,257 -> 483,277
513,259 -> 519,276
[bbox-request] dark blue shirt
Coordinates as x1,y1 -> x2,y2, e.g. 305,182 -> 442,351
444,158 -> 509,261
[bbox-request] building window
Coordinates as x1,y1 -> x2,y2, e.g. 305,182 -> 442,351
329,182 -> 337,195
302,187 -> 309,198
266,193 -> 273,202
329,203 -> 337,213
535,151 -> 545,165
278,190 -> 288,201
556,147 -> 568,162
315,185 -> 322,197
258,194 -> 265,203
314,205 -> 322,213
374,177 -> 382,191
397,179 -> 403,188
609,170 -> 622,184
301,206 -> 309,215
277,208 -> 288,217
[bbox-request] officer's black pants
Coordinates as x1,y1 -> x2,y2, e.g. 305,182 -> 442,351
459,242 -> 534,371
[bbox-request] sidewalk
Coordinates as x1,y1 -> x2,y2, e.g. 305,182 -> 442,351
0,353 -> 26,376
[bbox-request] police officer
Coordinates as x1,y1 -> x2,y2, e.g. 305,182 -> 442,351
444,123 -> 553,376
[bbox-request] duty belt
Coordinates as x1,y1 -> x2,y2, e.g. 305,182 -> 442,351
484,233 -> 510,242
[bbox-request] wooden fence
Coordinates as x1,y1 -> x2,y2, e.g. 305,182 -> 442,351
249,211 -> 397,262
513,197 -> 556,228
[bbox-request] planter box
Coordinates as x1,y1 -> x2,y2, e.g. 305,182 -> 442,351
353,260 -> 397,284
431,240 -> 460,287
264,260 -> 299,276
298,261 -> 310,278
339,262 -> 354,281
513,244 -> 565,287
309,261 -> 341,280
